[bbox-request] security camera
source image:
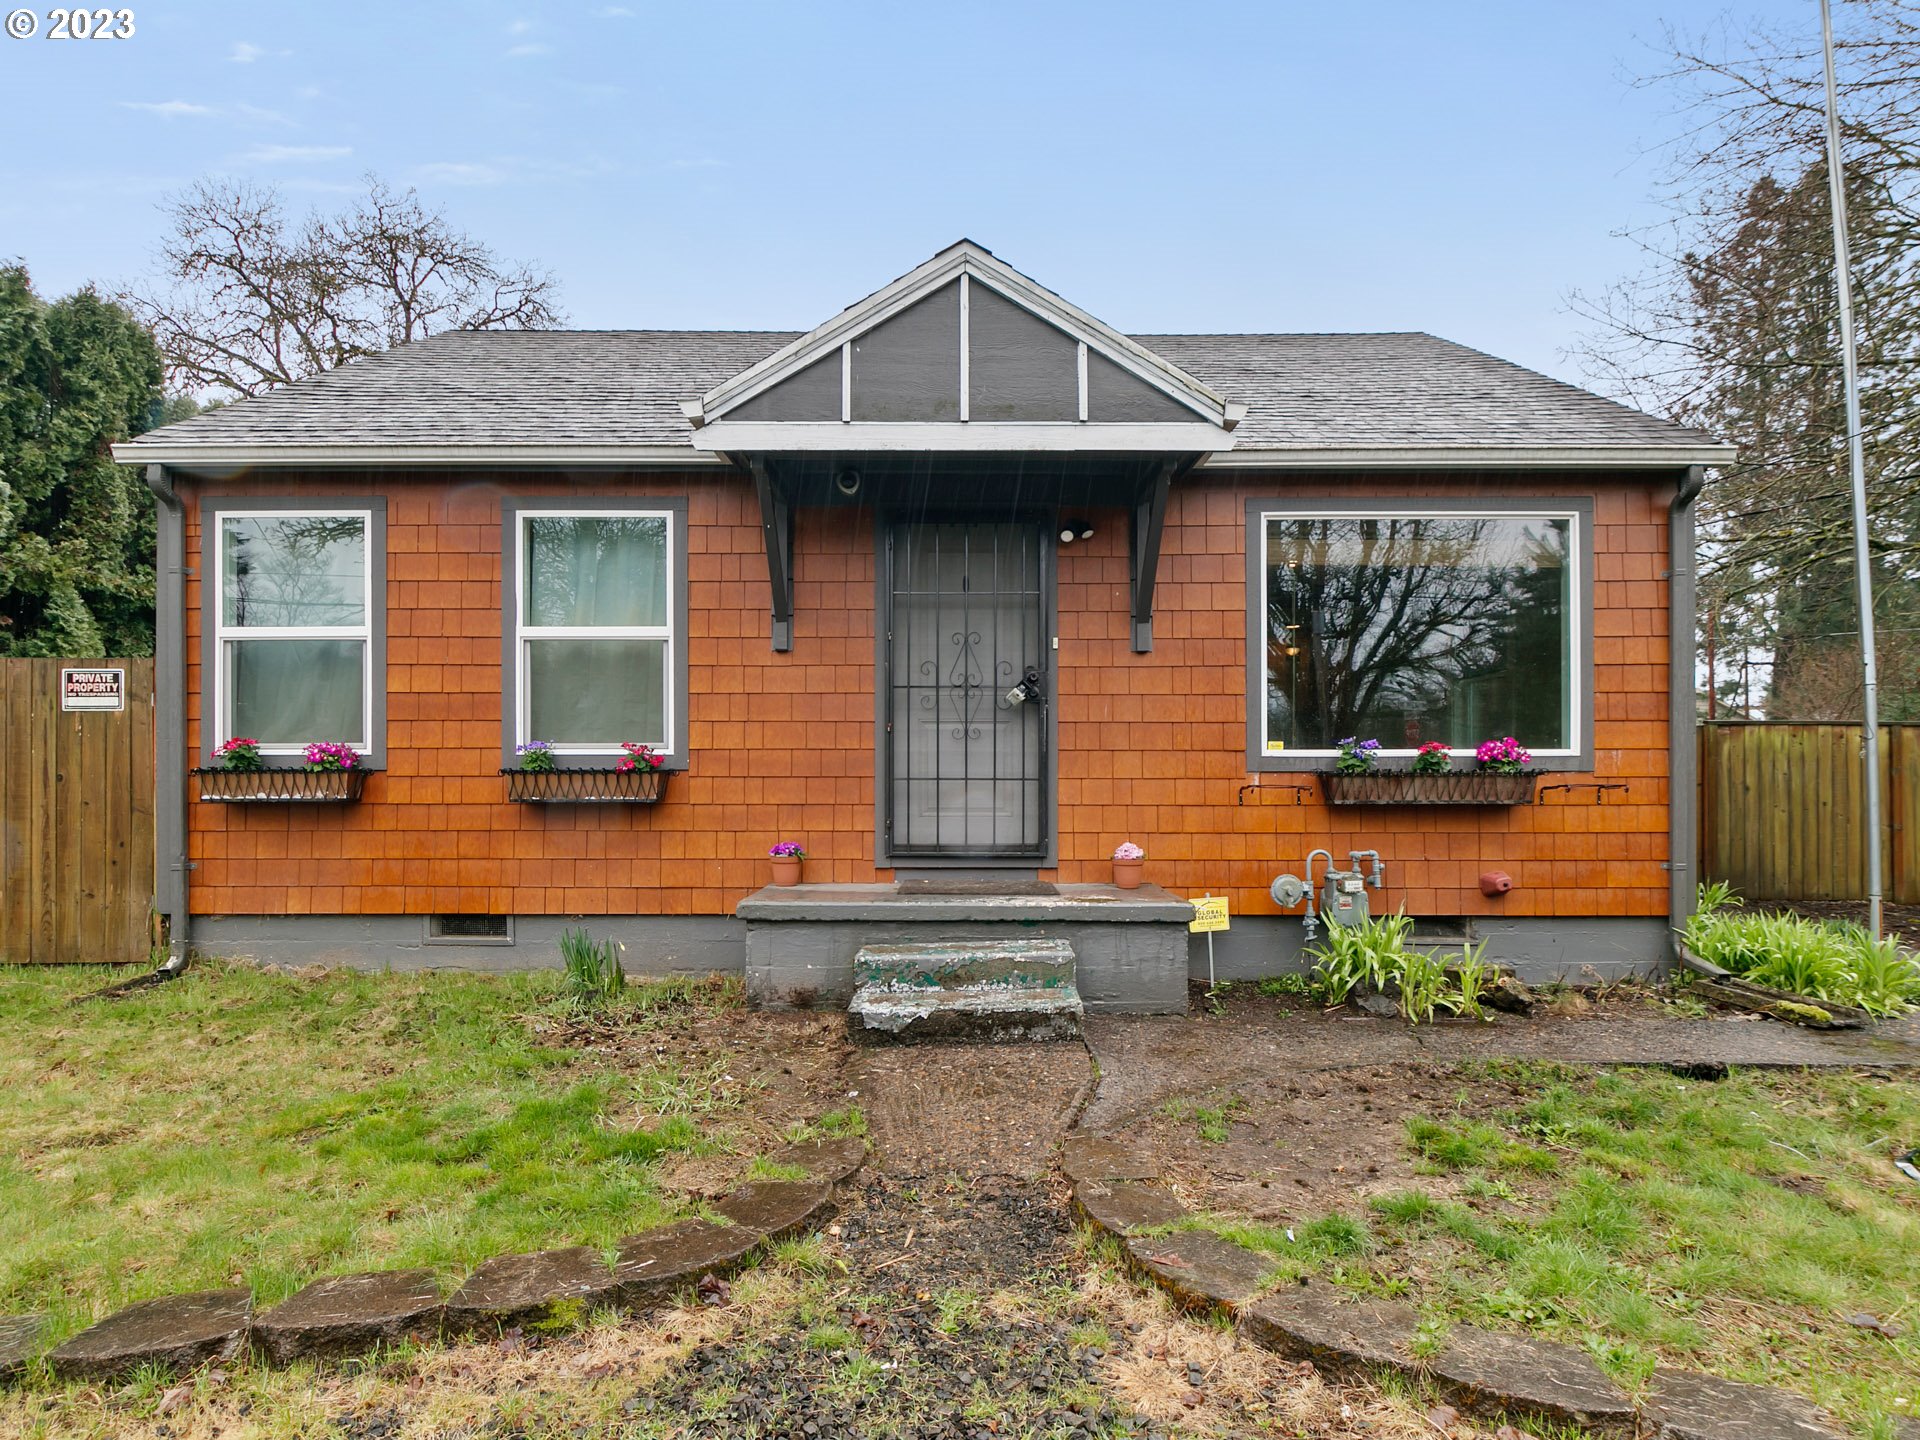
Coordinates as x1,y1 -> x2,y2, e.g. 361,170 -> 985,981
833,468 -> 862,497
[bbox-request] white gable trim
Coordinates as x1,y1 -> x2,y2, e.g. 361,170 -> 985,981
691,420 -> 1236,454
688,241 -> 1241,433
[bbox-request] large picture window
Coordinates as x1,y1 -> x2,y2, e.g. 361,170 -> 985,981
512,509 -> 676,757
1256,506 -> 1583,760
212,509 -> 375,757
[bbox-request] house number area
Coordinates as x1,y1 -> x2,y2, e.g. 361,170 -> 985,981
4,8 -> 135,39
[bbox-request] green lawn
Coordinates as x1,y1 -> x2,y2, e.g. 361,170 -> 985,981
1191,1062 -> 1920,1437
0,962 -> 739,1343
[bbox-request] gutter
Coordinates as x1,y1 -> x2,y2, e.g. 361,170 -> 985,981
145,464 -> 191,972
1667,464 -> 1707,963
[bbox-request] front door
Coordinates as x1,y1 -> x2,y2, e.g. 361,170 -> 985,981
883,521 -> 1049,860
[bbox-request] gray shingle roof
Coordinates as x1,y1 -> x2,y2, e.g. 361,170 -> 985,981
120,327 -> 1718,455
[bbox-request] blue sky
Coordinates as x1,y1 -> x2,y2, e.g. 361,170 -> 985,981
0,1 -> 1814,390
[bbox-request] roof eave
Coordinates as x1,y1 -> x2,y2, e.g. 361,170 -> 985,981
110,442 -> 735,471
1197,443 -> 1737,470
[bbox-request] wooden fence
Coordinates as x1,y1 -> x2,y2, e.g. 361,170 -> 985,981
1698,721 -> 1920,904
0,658 -> 156,964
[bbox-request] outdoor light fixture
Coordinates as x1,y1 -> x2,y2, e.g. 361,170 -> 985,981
1057,522 -> 1096,544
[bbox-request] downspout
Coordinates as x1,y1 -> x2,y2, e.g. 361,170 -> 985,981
1667,465 -> 1706,964
145,464 -> 191,974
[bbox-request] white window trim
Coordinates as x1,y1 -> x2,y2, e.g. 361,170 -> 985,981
212,508 -> 374,757
513,507 -> 678,758
1257,506 -> 1585,760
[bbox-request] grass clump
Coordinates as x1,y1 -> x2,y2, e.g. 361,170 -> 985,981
559,926 -> 625,1010
1682,884 -> 1920,1015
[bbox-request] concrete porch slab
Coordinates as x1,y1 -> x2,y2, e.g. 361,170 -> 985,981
740,883 -> 1192,1015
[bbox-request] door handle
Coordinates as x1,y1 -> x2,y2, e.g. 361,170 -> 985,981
1004,667 -> 1044,706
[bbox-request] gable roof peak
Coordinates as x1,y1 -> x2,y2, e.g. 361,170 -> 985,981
688,241 -> 1240,437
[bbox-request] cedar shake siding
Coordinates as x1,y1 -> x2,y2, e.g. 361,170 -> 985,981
179,469 -> 1675,924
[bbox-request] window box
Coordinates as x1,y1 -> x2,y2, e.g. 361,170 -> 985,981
501,767 -> 669,804
1319,771 -> 1543,806
192,768 -> 367,803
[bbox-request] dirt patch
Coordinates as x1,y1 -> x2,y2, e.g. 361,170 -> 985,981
852,1039 -> 1094,1179
1125,1061 -> 1542,1222
533,992 -> 856,1179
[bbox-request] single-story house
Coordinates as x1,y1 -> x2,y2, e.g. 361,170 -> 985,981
115,240 -> 1730,1009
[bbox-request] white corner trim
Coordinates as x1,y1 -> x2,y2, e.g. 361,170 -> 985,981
690,420 -> 1238,453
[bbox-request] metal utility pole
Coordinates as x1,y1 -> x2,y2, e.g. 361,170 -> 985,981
1820,0 -> 1884,936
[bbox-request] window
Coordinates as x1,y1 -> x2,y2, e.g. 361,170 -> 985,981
1253,505 -> 1586,761
511,508 -> 679,759
211,507 -> 378,760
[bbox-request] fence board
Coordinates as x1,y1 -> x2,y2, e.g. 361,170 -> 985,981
0,658 -> 156,964
1699,721 -> 1920,903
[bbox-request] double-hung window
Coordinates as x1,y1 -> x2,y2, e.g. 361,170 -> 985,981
209,504 -> 382,762
510,506 -> 681,761
1249,501 -> 1590,767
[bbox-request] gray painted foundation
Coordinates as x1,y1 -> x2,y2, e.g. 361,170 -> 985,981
190,915 -> 745,976
1189,916 -> 1672,987
191,908 -> 1667,994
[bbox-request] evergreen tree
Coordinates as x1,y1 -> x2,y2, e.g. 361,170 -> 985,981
0,264 -> 169,657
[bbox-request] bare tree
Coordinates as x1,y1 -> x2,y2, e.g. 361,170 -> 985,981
131,175 -> 563,399
1572,1 -> 1920,719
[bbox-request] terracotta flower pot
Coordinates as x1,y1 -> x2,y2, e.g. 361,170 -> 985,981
770,857 -> 803,887
1112,858 -> 1145,890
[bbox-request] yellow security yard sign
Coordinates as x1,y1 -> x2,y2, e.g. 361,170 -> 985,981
1189,895 -> 1230,933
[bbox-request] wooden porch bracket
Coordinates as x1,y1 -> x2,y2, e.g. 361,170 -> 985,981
1130,458 -> 1175,653
750,458 -> 794,652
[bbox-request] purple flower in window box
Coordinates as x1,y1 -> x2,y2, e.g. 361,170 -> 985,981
1335,736 -> 1382,775
303,741 -> 359,772
515,740 -> 557,773
1474,736 -> 1532,774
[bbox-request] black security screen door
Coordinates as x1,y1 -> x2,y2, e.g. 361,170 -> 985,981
884,522 -> 1049,859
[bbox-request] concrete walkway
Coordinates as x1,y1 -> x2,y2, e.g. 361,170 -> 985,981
1080,1005 -> 1920,1131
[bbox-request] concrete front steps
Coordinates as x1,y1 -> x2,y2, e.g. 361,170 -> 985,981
848,938 -> 1084,1042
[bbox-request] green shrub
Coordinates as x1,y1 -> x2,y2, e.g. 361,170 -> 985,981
559,927 -> 625,1010
1306,913 -> 1495,1025
1682,885 -> 1919,1016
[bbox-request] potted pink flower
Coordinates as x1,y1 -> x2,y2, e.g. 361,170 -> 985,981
769,841 -> 806,887
1112,841 -> 1146,890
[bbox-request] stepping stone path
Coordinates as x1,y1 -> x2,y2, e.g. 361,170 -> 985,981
9,1140 -> 868,1385
254,1269 -> 444,1366
443,1245 -> 626,1332
0,1317 -> 44,1383
1063,1127 -> 1856,1440
48,1289 -> 252,1383
1643,1370 -> 1848,1440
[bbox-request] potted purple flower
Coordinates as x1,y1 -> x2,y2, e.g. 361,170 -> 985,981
1112,840 -> 1146,890
769,841 -> 806,887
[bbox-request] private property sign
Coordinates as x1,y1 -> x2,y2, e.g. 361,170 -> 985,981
60,667 -> 125,712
